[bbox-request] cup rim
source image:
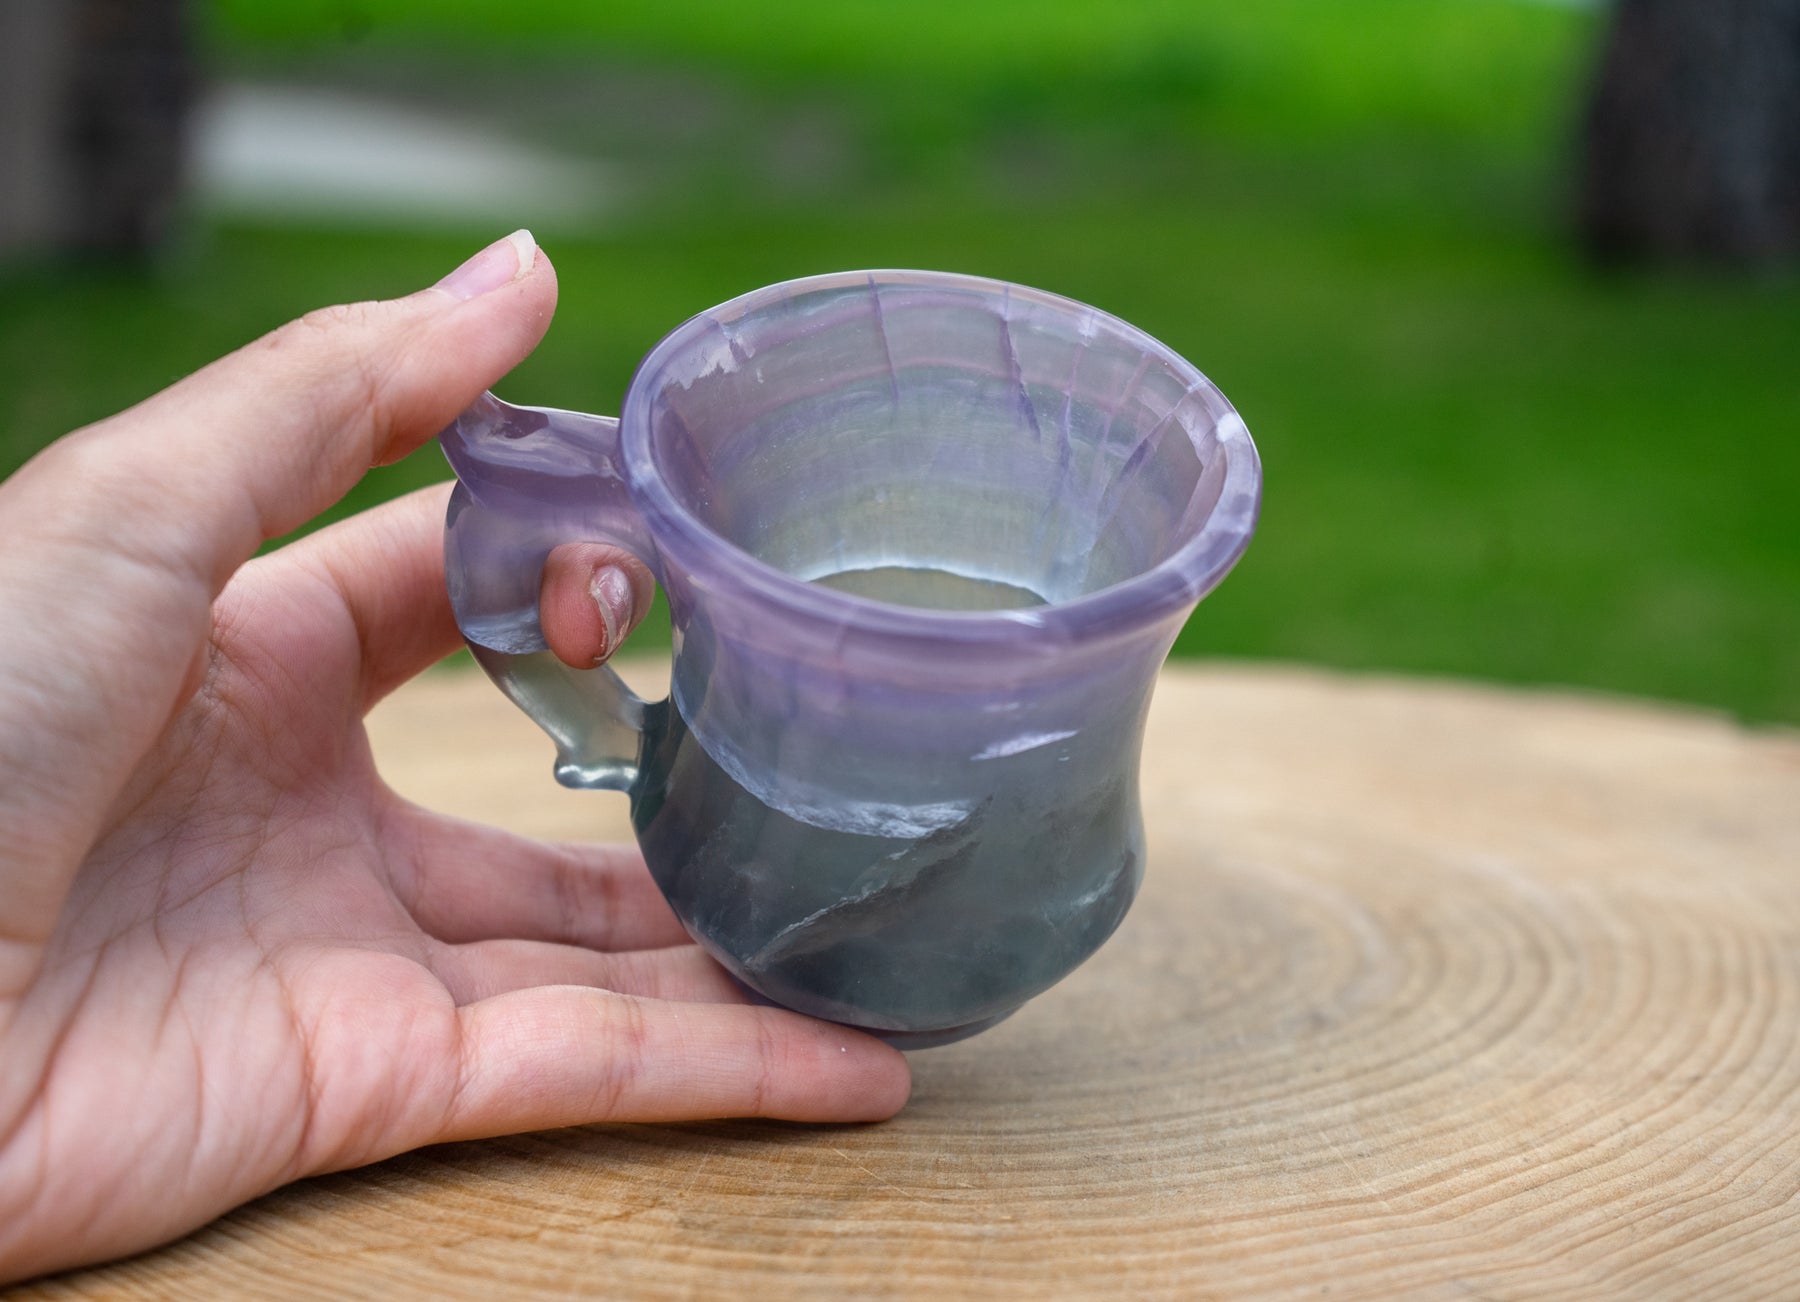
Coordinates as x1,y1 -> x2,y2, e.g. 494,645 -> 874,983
619,269 -> 1263,649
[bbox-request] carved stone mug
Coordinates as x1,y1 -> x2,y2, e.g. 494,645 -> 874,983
440,270 -> 1261,1046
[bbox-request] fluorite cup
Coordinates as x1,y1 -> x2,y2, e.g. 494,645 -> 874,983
440,270 -> 1261,1047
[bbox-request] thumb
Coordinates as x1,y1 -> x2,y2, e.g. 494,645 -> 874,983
0,230 -> 555,964
32,228 -> 555,595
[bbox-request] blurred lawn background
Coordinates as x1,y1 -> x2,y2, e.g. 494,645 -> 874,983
3,1 -> 1796,721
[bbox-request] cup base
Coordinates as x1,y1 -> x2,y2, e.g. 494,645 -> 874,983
866,1010 -> 1017,1050
724,973 -> 1017,1050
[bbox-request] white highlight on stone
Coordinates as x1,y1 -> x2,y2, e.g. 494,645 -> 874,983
971,729 -> 1078,761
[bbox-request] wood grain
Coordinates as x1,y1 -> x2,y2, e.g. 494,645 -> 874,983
20,663 -> 1800,1300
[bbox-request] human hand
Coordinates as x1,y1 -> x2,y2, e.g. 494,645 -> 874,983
0,232 -> 910,1283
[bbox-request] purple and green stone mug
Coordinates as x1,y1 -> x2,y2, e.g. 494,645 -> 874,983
440,270 -> 1261,1047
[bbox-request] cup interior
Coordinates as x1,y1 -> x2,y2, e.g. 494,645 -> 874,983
629,272 -> 1246,610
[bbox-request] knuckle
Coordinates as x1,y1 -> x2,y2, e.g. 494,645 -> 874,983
290,299 -> 380,338
548,850 -> 591,946
270,300 -> 405,462
593,995 -> 650,1119
748,1016 -> 785,1117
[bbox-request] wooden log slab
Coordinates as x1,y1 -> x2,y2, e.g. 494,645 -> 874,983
22,663 -> 1800,1299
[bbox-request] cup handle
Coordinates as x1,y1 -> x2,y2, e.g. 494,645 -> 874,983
439,393 -> 659,793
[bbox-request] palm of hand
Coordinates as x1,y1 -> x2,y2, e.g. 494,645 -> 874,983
12,495 -> 711,1265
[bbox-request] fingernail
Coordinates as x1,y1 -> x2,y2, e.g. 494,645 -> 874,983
433,228 -> 538,301
590,565 -> 635,663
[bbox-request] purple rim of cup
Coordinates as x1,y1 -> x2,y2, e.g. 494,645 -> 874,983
618,269 -> 1263,650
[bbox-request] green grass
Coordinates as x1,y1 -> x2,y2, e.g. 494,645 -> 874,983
5,1 -> 1797,722
210,0 -> 1586,151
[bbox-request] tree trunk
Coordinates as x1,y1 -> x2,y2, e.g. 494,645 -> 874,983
65,0 -> 196,256
0,0 -> 75,257
0,0 -> 193,262
1579,0 -> 1800,267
